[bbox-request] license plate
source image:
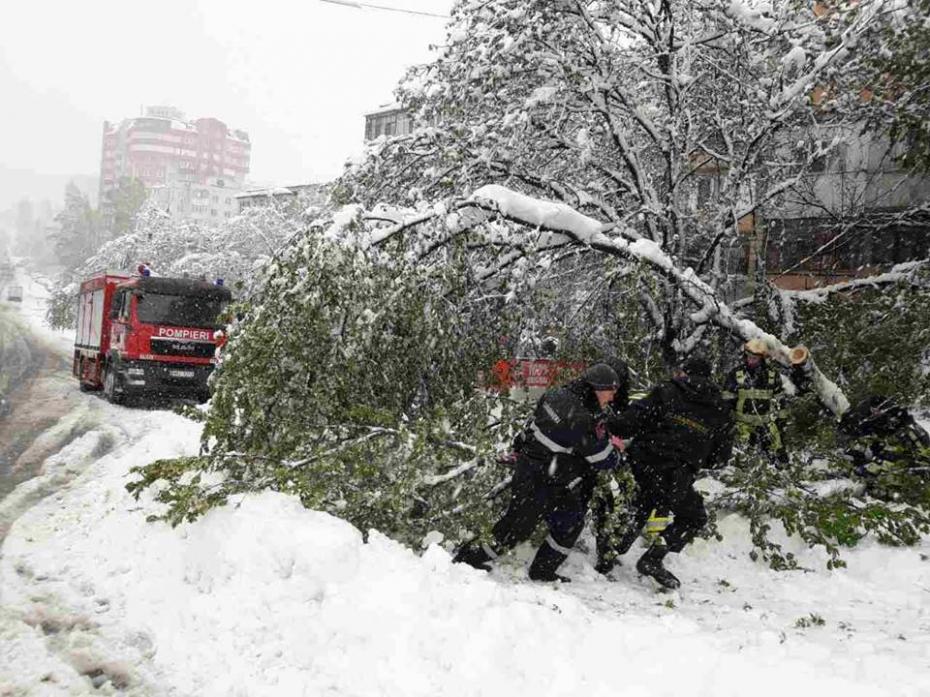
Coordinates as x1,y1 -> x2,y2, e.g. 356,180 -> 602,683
169,369 -> 196,378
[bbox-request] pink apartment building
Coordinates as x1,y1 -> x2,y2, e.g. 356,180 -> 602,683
99,106 -> 251,223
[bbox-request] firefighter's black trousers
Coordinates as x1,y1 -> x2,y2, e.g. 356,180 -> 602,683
455,456 -> 594,578
615,462 -> 708,555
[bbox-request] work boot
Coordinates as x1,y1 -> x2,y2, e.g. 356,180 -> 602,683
635,544 -> 680,590
452,543 -> 494,572
528,539 -> 571,582
594,555 -> 620,577
528,567 -> 571,583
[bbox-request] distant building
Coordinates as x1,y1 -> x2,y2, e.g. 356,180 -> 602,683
235,183 -> 329,214
99,106 -> 251,224
364,104 -> 414,141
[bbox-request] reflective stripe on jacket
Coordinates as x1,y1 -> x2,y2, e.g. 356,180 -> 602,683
723,365 -> 784,425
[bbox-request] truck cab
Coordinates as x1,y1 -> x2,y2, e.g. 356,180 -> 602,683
74,273 -> 232,404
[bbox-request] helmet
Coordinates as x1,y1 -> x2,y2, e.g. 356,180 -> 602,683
603,357 -> 631,409
744,338 -> 768,357
603,357 -> 630,392
583,363 -> 620,390
680,355 -> 712,378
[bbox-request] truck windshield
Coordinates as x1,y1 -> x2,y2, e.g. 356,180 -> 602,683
135,293 -> 226,329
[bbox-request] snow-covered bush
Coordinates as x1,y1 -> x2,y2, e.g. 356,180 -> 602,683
46,201 -> 308,329
709,454 -> 930,571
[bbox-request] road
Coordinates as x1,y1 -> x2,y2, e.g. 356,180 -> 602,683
0,267 -> 101,544
0,308 -> 77,502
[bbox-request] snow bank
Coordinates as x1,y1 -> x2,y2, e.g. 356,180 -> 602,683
0,340 -> 927,696
3,403 -> 930,696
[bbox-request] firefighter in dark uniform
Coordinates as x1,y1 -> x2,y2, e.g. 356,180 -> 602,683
604,356 -> 732,589
453,363 -> 623,582
839,395 -> 930,494
723,339 -> 798,466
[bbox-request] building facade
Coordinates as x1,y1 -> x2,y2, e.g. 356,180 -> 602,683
364,104 -> 414,141
99,106 -> 251,224
235,183 -> 330,214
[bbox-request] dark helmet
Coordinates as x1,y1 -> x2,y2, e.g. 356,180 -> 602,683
603,357 -> 631,409
583,363 -> 620,390
680,355 -> 712,378
603,357 -> 630,392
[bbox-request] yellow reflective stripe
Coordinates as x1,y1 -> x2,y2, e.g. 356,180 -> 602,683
645,517 -> 671,533
644,509 -> 672,539
736,422 -> 753,440
768,422 -> 783,450
739,388 -> 773,399
737,413 -> 770,425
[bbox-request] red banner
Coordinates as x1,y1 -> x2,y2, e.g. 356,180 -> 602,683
487,358 -> 585,391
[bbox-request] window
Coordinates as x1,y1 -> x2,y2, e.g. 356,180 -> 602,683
113,290 -> 130,320
696,177 -> 712,207
767,217 -> 930,272
136,292 -> 226,328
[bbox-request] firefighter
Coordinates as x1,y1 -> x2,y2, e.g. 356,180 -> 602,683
723,339 -> 800,466
453,363 -> 623,582
839,395 -> 930,493
604,356 -> 732,589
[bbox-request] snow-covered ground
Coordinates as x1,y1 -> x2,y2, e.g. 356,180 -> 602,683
1,275 -> 929,696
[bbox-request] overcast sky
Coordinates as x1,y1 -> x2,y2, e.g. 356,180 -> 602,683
0,0 -> 453,205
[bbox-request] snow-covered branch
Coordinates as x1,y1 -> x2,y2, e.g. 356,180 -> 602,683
782,261 -> 930,304
461,184 -> 850,415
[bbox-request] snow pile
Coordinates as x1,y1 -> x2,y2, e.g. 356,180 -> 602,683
1,404 -> 929,695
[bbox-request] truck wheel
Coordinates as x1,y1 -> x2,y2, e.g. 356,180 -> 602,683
103,365 -> 125,405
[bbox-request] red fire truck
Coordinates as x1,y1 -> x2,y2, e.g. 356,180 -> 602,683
73,272 -> 232,404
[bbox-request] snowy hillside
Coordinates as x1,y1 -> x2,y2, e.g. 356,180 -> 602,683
1,400 -> 929,696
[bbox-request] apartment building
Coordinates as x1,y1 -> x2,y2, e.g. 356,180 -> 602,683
99,106 -> 251,224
